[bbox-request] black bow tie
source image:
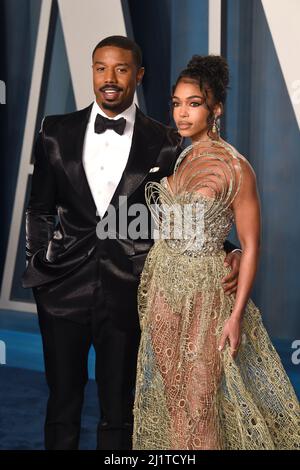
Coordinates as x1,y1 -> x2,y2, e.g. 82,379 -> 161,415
94,113 -> 126,136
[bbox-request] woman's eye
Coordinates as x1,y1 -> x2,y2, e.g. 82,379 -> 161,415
97,67 -> 105,72
172,102 -> 179,107
190,101 -> 201,107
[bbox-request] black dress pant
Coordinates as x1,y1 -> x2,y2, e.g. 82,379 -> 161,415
33,257 -> 140,450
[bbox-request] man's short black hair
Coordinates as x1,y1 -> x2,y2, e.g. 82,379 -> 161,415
92,35 -> 143,68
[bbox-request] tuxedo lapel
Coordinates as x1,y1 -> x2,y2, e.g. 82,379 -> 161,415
109,108 -> 165,213
59,105 -> 166,219
59,104 -> 97,216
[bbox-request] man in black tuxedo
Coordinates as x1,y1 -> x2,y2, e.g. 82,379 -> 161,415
22,36 -> 240,450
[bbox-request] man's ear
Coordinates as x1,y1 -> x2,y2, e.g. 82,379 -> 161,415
137,67 -> 145,85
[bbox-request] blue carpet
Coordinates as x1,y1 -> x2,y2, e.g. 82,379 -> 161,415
0,309 -> 299,450
0,366 -> 98,450
0,309 -> 96,378
0,309 -> 98,449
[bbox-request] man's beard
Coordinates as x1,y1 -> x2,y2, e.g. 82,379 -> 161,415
101,101 -> 122,110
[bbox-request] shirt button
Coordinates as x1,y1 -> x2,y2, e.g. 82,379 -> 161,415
100,166 -> 104,170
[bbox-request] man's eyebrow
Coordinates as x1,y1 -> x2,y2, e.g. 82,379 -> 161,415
94,61 -> 130,66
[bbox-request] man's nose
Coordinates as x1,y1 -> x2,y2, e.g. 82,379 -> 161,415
104,68 -> 117,83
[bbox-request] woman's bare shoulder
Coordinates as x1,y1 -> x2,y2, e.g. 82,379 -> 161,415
221,140 -> 256,180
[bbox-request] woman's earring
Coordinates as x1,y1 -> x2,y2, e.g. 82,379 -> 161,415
213,116 -> 219,133
212,115 -> 220,138
212,116 -> 217,134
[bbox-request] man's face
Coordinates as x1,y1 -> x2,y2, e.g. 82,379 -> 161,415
92,46 -> 144,117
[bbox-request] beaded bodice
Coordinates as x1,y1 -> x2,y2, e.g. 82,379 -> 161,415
145,140 -> 242,256
159,177 -> 234,255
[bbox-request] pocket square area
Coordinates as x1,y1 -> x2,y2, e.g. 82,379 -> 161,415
149,167 -> 160,173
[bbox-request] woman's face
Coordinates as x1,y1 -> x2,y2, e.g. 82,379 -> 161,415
172,79 -> 218,142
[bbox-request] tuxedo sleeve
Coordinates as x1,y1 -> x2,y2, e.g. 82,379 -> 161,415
223,240 -> 239,253
25,121 -> 57,261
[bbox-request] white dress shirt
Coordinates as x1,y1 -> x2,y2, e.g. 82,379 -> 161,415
83,101 -> 136,218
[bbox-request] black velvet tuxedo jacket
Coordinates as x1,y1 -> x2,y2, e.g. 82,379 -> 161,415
22,104 -> 182,326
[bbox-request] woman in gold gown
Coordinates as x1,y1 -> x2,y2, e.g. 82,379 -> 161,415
133,55 -> 300,450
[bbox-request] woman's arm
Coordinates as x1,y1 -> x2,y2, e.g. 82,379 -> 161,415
219,157 -> 261,355
231,158 -> 261,318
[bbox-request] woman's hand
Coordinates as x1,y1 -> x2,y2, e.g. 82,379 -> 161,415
218,316 -> 242,358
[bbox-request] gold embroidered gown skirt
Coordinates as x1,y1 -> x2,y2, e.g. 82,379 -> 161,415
132,141 -> 300,450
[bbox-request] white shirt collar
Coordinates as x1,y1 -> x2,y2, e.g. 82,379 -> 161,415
90,101 -> 136,136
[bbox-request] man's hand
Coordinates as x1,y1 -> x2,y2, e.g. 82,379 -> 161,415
218,316 -> 242,358
221,250 -> 242,295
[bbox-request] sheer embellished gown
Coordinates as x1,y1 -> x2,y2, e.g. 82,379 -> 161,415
132,140 -> 300,450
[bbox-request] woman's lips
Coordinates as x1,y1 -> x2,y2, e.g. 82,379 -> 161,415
178,123 -> 192,130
